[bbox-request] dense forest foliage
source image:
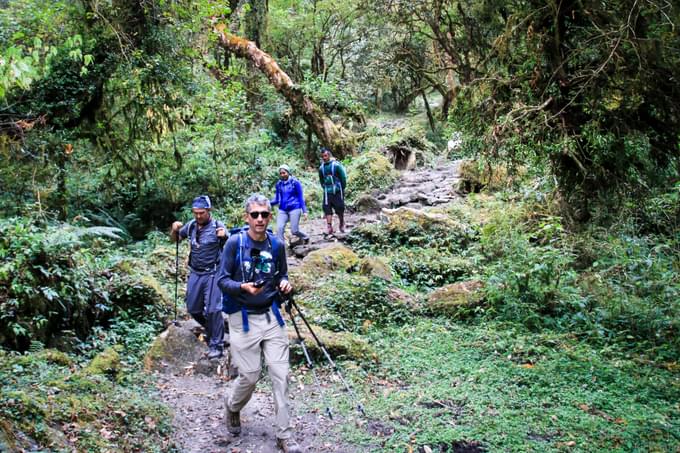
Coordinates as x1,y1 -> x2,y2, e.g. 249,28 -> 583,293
0,0 -> 678,451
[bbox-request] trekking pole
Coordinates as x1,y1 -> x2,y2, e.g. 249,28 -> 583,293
285,301 -> 334,420
173,238 -> 180,326
286,295 -> 366,417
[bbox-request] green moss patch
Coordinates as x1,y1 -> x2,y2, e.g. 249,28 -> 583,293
298,244 -> 360,276
426,280 -> 485,318
0,347 -> 175,452
346,150 -> 398,199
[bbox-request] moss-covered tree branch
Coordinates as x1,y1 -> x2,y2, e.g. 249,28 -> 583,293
215,27 -> 356,159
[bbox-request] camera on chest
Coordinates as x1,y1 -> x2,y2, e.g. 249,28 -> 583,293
249,248 -> 266,288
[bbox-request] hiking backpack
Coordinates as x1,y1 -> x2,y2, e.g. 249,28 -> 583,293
320,160 -> 344,205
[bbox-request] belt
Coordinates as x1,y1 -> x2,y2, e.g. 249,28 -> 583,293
190,263 -> 218,274
245,307 -> 271,315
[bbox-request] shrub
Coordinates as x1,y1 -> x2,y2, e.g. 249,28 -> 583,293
389,248 -> 473,289
302,274 -> 411,333
0,218 -> 169,351
345,150 -> 397,200
0,348 -> 175,452
348,207 -> 476,252
475,195 -> 679,359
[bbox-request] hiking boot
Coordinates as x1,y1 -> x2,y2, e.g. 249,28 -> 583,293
326,224 -> 333,235
276,437 -> 302,453
224,403 -> 241,435
338,223 -> 345,233
302,237 -> 310,244
208,346 -> 223,360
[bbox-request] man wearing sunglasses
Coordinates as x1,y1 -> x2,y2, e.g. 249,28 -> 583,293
170,195 -> 227,360
217,194 -> 301,453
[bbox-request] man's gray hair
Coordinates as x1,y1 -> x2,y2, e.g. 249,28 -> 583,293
244,193 -> 271,212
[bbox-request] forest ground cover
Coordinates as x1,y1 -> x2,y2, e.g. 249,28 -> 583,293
0,158 -> 678,452
331,319 -> 679,452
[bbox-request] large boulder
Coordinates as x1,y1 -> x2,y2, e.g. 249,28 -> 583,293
286,322 -> 375,363
381,206 -> 459,233
80,347 -> 123,382
290,244 -> 361,293
346,150 -> 398,198
351,194 -> 383,213
427,280 -> 485,318
298,244 -> 360,276
143,320 -> 207,374
386,287 -> 419,312
358,256 -> 393,281
455,160 -> 518,193
379,206 -> 473,249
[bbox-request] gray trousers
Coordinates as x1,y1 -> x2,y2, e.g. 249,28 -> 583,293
227,309 -> 293,440
186,271 -> 225,349
275,208 -> 309,243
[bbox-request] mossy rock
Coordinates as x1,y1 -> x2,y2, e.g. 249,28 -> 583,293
287,323 -> 375,363
2,389 -> 47,419
427,280 -> 485,318
380,207 -> 473,247
288,267 -> 316,292
381,207 -> 457,233
82,347 -> 122,381
39,349 -> 73,367
456,160 -> 520,193
358,256 -> 393,281
346,150 -> 397,199
351,194 -> 383,213
299,244 -> 360,276
14,349 -> 73,368
144,321 -> 206,373
386,287 -> 419,312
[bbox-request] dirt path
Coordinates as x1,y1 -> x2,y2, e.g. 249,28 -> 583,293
154,160 -> 463,452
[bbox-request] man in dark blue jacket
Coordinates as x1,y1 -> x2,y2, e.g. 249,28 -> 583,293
217,194 -> 301,453
170,195 -> 226,359
271,164 -> 309,245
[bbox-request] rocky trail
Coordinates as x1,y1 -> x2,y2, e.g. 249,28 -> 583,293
151,160 -> 463,453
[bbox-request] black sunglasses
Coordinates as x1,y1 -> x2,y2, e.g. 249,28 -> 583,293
249,211 -> 271,219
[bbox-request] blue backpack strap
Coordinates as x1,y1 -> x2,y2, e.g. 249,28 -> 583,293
186,219 -> 196,267
240,306 -> 250,332
271,302 -> 285,327
268,231 -> 280,275
267,232 -> 285,326
221,229 -> 245,317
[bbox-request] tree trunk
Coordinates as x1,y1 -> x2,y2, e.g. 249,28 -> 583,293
216,30 -> 355,158
421,90 -> 436,133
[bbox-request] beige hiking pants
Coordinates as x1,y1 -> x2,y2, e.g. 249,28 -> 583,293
227,308 -> 293,440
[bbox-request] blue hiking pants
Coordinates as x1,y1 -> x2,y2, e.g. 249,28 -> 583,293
186,271 -> 225,349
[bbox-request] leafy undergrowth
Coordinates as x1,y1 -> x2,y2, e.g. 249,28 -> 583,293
311,318 -> 679,452
0,318 -> 176,452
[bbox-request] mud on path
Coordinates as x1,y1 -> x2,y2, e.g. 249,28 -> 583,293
154,160 -> 463,452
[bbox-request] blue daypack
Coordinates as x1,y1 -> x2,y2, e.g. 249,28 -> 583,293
222,227 -> 284,332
